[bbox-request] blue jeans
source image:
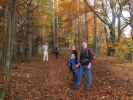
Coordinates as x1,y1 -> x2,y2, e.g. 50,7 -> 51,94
74,64 -> 93,89
74,68 -> 81,88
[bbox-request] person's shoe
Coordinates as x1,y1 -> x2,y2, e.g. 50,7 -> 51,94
84,86 -> 91,91
84,87 -> 90,91
45,61 -> 48,64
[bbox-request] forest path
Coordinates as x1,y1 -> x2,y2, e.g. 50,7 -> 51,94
6,55 -> 133,100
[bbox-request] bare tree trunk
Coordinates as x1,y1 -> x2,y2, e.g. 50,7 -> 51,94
104,25 -> 111,55
52,0 -> 58,49
129,0 -> 133,40
84,0 -> 88,42
0,8 -> 8,65
110,12 -> 116,44
129,0 -> 133,62
74,19 -> 78,46
77,0 -> 81,49
56,0 -> 59,47
27,0 -> 33,60
6,0 -> 16,73
77,17 -> 81,49
93,0 -> 98,54
85,13 -> 88,42
117,15 -> 121,41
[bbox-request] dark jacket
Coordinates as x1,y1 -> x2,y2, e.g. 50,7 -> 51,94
80,48 -> 93,66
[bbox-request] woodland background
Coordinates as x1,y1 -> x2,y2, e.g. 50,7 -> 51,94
0,0 -> 132,99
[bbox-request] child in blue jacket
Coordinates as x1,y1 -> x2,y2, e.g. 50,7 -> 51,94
67,54 -> 81,89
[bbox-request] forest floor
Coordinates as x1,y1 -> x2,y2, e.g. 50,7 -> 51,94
4,55 -> 133,100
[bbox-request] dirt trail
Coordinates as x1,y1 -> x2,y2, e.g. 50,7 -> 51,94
6,56 -> 133,100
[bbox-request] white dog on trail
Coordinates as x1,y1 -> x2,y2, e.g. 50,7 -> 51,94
42,43 -> 48,63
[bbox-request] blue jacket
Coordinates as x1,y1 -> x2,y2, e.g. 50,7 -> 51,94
68,58 -> 78,71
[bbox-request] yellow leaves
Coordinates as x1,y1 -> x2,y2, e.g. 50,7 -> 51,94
57,0 -> 93,37
115,38 -> 133,60
58,0 -> 91,17
33,15 -> 50,29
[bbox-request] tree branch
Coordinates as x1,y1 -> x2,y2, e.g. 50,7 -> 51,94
84,0 -> 109,26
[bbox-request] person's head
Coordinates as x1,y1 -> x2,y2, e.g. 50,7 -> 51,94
45,42 -> 48,45
82,41 -> 87,49
72,45 -> 76,50
70,54 -> 76,59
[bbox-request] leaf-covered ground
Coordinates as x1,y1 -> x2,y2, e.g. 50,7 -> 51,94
5,56 -> 133,100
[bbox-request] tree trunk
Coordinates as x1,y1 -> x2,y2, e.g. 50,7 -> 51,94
104,26 -> 110,54
129,0 -> 133,40
74,19 -> 78,47
77,0 -> 81,50
77,17 -> 81,49
84,0 -> 88,42
110,12 -> 116,44
28,34 -> 33,59
6,0 -> 16,73
129,0 -> 133,62
52,0 -> 58,49
117,15 -> 121,41
27,0 -> 33,60
93,0 -> 98,54
109,26 -> 116,44
56,0 -> 59,47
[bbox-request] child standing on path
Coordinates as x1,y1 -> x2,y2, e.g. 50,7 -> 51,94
42,42 -> 48,63
67,54 -> 80,88
67,45 -> 81,89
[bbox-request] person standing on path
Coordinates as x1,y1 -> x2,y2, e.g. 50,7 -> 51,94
53,46 -> 60,59
71,45 -> 78,61
42,42 -> 49,64
75,41 -> 94,90
69,45 -> 81,88
67,52 -> 80,88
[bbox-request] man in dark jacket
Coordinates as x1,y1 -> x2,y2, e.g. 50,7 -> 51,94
75,41 -> 94,90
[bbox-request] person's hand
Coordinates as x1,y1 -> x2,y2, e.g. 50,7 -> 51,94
93,56 -> 96,59
76,63 -> 80,68
92,58 -> 96,64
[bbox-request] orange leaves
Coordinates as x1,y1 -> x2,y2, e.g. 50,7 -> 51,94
0,0 -> 7,7
58,0 -> 91,18
58,0 -> 92,35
